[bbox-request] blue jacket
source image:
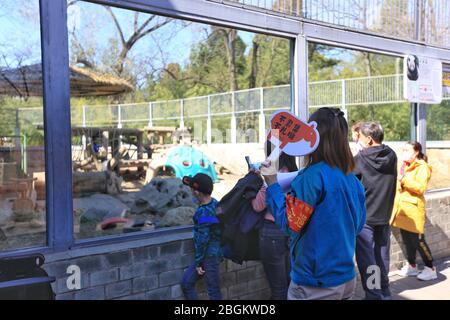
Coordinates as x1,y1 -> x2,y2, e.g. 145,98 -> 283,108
266,162 -> 366,288
193,198 -> 222,267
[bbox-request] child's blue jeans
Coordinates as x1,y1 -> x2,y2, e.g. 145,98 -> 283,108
181,256 -> 222,300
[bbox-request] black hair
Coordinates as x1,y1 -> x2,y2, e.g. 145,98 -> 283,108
360,122 -> 384,144
407,141 -> 428,162
304,107 -> 355,175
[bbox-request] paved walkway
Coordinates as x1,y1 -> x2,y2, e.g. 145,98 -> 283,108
355,259 -> 450,300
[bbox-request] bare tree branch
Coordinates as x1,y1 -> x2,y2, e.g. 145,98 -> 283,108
134,12 -> 139,33
104,6 -> 126,46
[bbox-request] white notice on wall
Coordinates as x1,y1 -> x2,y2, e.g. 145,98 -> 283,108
403,55 -> 442,104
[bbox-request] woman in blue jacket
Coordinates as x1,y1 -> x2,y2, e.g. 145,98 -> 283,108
262,107 -> 366,300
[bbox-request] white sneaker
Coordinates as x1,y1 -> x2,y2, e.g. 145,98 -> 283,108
396,263 -> 419,277
417,266 -> 438,281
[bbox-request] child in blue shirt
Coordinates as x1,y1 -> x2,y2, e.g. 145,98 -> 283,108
262,107 -> 366,300
180,173 -> 223,300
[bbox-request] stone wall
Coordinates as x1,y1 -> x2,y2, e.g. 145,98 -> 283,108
389,190 -> 450,270
42,190 -> 450,300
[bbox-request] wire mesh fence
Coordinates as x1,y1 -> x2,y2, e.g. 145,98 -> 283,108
212,0 -> 450,48
11,73 -> 449,144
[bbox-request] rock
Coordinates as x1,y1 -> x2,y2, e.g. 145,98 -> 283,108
156,206 -> 195,228
73,171 -> 123,196
76,194 -> 131,236
115,192 -> 137,207
130,177 -> 197,216
105,171 -> 123,195
0,228 -> 6,241
75,194 -> 130,217
29,219 -> 45,229
12,198 -> 35,222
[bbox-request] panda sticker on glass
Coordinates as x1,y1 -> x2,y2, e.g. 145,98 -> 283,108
406,54 -> 419,81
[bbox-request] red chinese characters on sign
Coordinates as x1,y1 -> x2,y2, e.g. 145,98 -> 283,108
286,194 -> 314,233
267,111 -> 319,156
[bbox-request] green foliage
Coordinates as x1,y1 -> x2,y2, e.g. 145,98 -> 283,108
427,101 -> 450,140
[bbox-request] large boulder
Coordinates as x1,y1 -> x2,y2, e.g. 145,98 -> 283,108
76,194 -> 130,236
130,177 -> 197,216
155,206 -> 195,228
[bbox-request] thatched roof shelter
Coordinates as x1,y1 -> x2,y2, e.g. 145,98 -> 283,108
0,63 -> 134,97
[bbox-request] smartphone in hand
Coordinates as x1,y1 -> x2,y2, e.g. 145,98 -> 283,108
245,156 -> 262,171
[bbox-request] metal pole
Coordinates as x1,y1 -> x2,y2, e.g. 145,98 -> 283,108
341,79 -> 348,120
180,99 -> 185,130
15,109 -> 20,150
117,104 -> 122,129
294,35 -> 309,120
414,0 -> 423,42
117,104 -> 122,148
82,105 -> 86,127
231,91 -> 237,144
417,103 -> 427,151
22,134 -> 27,175
81,105 -> 87,152
410,103 -> 418,142
293,35 -> 309,169
39,0 -> 74,250
413,0 -> 426,152
148,102 -> 153,128
258,87 -> 266,144
207,96 -> 212,144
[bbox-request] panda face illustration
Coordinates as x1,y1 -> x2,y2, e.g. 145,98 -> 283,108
406,55 -> 419,81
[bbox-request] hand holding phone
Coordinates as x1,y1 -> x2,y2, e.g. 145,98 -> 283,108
245,156 -> 262,171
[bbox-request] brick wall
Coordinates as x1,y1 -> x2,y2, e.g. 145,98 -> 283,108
43,191 -> 449,300
43,235 -> 270,300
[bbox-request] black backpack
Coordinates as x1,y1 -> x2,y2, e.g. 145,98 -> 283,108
216,172 -> 264,264
0,253 -> 55,300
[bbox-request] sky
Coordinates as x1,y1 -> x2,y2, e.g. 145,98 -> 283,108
0,0 -> 276,73
0,0 -> 401,81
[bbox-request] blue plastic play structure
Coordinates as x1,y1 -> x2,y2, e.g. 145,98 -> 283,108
164,146 -> 219,183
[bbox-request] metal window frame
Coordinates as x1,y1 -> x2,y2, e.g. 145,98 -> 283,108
2,0 -> 449,257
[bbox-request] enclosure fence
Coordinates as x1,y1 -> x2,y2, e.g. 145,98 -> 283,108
15,73 -> 450,144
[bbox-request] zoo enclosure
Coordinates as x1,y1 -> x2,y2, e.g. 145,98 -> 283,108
15,73 -> 450,144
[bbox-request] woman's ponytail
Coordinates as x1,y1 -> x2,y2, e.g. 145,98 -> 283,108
408,141 -> 428,163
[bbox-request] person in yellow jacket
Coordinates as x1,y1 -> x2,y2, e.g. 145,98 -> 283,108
390,141 -> 437,281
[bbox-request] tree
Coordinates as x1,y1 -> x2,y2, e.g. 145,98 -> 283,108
68,2 -> 176,88
184,27 -> 246,95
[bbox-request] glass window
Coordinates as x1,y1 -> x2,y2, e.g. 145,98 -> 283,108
0,0 -> 46,251
426,66 -> 450,190
68,1 -> 292,240
308,43 -> 410,153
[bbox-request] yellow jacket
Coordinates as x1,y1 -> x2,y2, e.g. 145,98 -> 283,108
390,159 -> 432,234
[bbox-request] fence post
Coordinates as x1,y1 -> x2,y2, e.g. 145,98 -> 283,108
180,99 -> 185,130
259,87 -> 266,144
81,105 -> 87,152
15,109 -> 20,150
117,104 -> 122,129
148,102 -> 153,128
207,96 -> 212,144
341,79 -> 348,120
82,105 -> 86,127
231,91 -> 237,144
117,104 -> 123,148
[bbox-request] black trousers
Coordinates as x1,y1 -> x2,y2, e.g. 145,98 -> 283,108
400,229 -> 434,268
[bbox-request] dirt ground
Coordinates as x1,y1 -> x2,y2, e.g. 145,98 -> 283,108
427,149 -> 450,190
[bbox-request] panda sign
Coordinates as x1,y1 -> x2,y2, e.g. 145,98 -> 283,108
404,54 -> 442,104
